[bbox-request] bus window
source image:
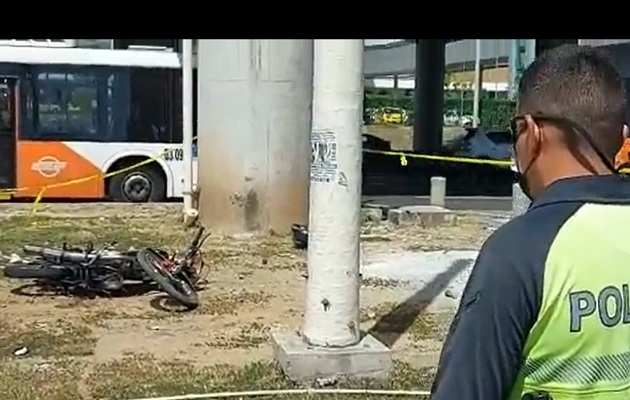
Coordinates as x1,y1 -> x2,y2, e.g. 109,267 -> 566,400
23,67 -> 106,141
127,67 -> 181,144
22,65 -> 182,144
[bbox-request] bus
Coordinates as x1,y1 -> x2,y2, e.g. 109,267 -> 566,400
0,43 -> 196,202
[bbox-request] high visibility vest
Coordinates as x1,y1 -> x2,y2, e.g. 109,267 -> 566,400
509,203 -> 630,400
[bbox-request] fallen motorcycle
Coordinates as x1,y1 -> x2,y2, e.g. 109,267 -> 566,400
2,227 -> 210,310
135,226 -> 210,309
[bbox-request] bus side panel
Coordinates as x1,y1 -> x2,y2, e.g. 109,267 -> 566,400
15,141 -> 104,198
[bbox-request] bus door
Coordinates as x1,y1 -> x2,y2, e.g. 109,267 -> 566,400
0,77 -> 16,190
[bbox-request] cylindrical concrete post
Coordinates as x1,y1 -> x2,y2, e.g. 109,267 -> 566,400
430,176 -> 446,207
472,39 -> 482,128
512,183 -> 530,216
196,40 -> 314,234
303,40 -> 363,348
182,39 -> 194,214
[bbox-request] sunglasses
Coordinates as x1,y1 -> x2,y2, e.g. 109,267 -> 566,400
510,114 -> 572,143
509,113 -> 617,172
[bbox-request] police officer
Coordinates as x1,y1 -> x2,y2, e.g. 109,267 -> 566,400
430,44 -> 630,400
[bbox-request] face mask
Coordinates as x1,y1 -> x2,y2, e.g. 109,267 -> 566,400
512,147 -> 538,201
511,113 -> 617,201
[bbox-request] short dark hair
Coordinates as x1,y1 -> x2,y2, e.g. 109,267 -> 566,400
518,44 -> 627,159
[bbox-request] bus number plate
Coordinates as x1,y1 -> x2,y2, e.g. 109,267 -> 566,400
163,147 -> 183,162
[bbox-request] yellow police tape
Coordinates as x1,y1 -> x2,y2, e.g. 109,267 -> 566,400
1,147 -> 628,211
362,149 -> 511,167
364,148 -> 630,172
0,153 -> 162,212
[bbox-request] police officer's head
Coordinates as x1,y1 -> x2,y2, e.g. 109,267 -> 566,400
512,44 -> 628,199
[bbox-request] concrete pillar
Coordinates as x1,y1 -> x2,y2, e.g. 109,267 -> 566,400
273,40 -> 391,384
509,39 -> 536,99
413,39 -> 445,153
196,40 -> 313,234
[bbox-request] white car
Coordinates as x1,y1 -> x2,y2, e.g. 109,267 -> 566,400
443,127 -> 513,160
443,110 -> 475,127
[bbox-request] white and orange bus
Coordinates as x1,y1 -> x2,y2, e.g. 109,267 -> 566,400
0,43 -> 196,202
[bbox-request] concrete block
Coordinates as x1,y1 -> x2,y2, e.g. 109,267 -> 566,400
272,331 -> 392,383
361,207 -> 383,222
387,205 -> 457,227
430,176 -> 446,207
361,204 -> 390,222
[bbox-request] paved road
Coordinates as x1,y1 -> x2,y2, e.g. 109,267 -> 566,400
363,195 -> 512,212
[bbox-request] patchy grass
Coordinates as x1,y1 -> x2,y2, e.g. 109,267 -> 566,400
0,361 -> 83,400
207,322 -> 271,349
0,355 -> 435,400
195,290 -> 274,316
361,277 -> 407,289
0,203 -> 478,399
0,214 -> 189,256
0,320 -> 96,358
363,301 -> 445,349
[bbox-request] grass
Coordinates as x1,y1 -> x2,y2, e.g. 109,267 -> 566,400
0,320 -> 96,358
0,213 -> 303,273
0,356 -> 436,400
0,205 -> 479,399
361,302 -> 443,344
207,322 -> 271,349
0,214 -> 188,255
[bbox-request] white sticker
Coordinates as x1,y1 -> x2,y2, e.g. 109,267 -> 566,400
310,130 -> 338,183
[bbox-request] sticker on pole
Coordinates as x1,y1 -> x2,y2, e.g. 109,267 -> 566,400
310,130 -> 338,183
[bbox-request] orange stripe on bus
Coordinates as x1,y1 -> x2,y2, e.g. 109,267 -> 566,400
15,141 -> 104,198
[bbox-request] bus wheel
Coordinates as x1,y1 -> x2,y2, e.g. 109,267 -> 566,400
109,165 -> 166,203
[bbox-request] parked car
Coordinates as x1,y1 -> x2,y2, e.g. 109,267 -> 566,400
364,107 -> 376,125
443,127 -> 512,160
460,114 -> 474,127
375,107 -> 406,125
443,109 -> 475,127
443,109 -> 460,126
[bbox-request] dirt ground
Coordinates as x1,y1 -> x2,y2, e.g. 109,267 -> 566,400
0,203 -> 492,400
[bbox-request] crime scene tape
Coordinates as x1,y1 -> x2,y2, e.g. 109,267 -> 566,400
362,149 -> 511,167
363,149 -> 630,174
0,151 -> 164,212
2,145 -> 629,209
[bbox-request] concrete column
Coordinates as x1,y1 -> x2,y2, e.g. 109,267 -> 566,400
413,39 -> 445,153
304,39 -> 363,348
509,39 -> 536,99
196,40 -> 313,234
273,39 -> 391,383
472,39 -> 483,128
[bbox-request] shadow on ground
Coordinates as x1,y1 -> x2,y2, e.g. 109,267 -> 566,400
368,258 -> 472,347
9,281 -> 157,299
